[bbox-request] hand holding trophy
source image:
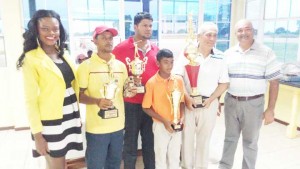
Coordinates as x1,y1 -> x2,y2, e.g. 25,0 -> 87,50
168,76 -> 184,131
184,14 -> 204,108
125,41 -> 148,93
98,62 -> 119,119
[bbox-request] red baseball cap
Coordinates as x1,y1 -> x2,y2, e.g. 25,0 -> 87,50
93,25 -> 118,39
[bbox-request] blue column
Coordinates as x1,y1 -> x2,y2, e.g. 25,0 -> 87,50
142,0 -> 149,12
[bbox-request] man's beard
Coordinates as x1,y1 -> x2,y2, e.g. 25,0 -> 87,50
142,35 -> 151,40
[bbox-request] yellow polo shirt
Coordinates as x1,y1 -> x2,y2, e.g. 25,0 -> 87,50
77,53 -> 128,134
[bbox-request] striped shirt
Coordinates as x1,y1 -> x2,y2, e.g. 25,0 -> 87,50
225,41 -> 282,96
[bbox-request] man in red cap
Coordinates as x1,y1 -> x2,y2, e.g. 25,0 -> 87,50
77,25 -> 135,169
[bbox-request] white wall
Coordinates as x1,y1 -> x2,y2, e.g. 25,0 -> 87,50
0,0 -> 28,128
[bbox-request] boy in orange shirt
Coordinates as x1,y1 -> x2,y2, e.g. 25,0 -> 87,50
142,49 -> 185,169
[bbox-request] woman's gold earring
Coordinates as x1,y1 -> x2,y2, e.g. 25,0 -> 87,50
36,38 -> 41,47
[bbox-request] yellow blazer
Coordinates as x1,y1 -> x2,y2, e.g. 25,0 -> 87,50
22,47 -> 79,134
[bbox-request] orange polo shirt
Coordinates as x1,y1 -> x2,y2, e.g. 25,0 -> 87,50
142,72 -> 185,122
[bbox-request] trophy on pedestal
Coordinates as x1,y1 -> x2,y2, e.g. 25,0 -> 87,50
168,76 -> 184,132
184,13 -> 204,108
125,41 -> 148,93
98,62 -> 119,119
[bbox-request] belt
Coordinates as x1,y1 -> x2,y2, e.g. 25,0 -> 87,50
228,93 -> 264,101
190,95 -> 209,99
201,96 -> 209,99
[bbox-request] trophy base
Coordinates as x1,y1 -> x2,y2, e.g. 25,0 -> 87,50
98,108 -> 119,119
191,95 -> 204,108
136,86 -> 145,93
172,123 -> 183,132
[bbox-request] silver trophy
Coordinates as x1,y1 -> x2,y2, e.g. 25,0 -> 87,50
98,62 -> 119,119
168,76 -> 184,131
125,41 -> 148,93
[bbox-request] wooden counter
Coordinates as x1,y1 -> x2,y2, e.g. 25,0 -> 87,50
269,82 -> 300,138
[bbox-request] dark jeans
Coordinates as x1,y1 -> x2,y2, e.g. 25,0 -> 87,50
85,130 -> 124,169
123,102 -> 155,169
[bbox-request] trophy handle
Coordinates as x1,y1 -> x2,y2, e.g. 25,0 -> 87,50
125,57 -> 132,72
142,57 -> 148,72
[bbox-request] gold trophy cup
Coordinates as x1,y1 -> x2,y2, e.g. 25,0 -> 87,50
184,13 -> 204,108
125,41 -> 148,93
168,76 -> 183,131
98,63 -> 119,119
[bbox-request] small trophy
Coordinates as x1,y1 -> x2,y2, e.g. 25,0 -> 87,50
184,13 -> 204,108
98,62 -> 119,119
125,41 -> 148,93
168,76 -> 184,132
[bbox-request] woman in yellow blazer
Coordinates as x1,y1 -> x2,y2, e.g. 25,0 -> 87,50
16,10 -> 83,169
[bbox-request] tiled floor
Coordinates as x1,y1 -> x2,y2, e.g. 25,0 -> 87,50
1,113 -> 300,169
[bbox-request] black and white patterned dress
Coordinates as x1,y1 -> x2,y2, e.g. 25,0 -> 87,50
32,59 -> 83,157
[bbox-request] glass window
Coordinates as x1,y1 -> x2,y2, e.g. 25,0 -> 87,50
251,20 -> 259,37
291,0 -> 300,17
274,20 -> 288,38
22,0 -> 30,20
124,0 -> 142,39
285,38 -> 298,63
150,0 -> 159,40
277,0 -> 290,18
259,12 -> 299,63
246,0 -> 260,20
175,2 -> 186,15
72,20 -> 90,36
265,0 -> 277,19
150,0 -> 159,20
218,2 -> 231,22
67,0 -> 120,61
285,20 -> 300,63
70,0 -> 89,18
174,15 -> 187,34
204,1 -> 217,21
216,41 -> 229,52
187,2 -> 199,14
204,0 -> 231,51
263,21 -> 276,49
161,0 -> 199,34
45,0 -> 68,18
272,39 -> 287,62
218,23 -> 230,40
162,1 -> 173,15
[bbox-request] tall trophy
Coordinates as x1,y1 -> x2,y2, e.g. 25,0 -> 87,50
184,13 -> 203,108
168,76 -> 184,131
98,62 -> 119,119
125,41 -> 148,93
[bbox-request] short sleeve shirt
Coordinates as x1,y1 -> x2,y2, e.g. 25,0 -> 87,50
77,53 -> 128,134
142,73 -> 185,122
225,41 -> 282,96
112,37 -> 159,104
174,48 -> 229,97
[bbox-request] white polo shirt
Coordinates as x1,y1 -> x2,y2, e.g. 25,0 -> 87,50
174,48 -> 229,97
